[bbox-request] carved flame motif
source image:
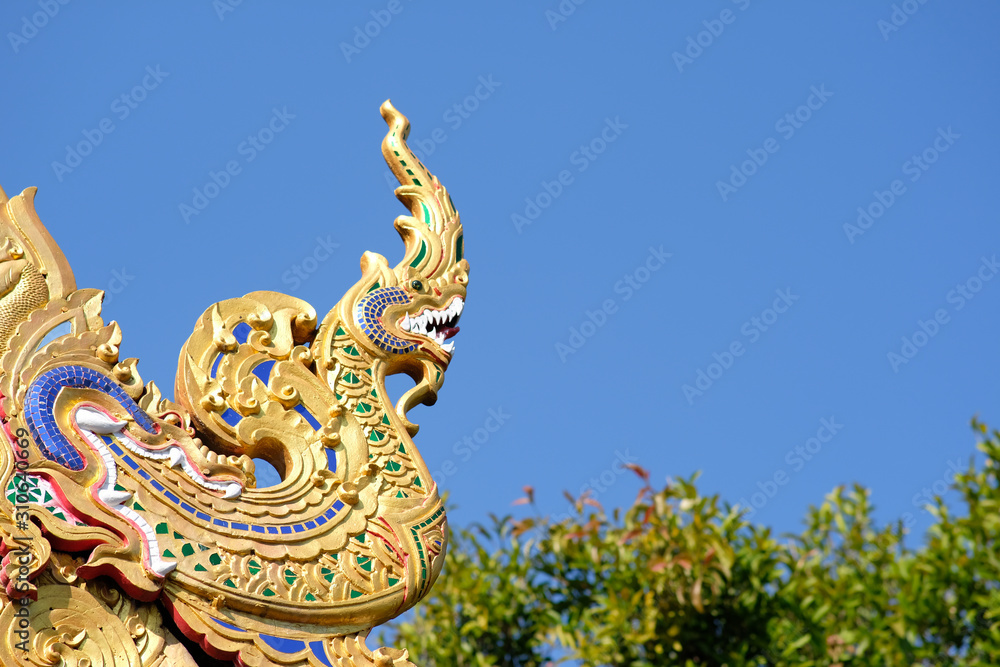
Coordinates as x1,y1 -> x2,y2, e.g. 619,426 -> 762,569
0,101 -> 466,666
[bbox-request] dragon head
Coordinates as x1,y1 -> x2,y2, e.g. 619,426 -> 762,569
317,101 -> 468,425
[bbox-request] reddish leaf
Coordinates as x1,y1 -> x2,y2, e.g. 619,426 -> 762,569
643,505 -> 655,524
619,529 -> 642,545
624,463 -> 650,482
511,522 -> 534,538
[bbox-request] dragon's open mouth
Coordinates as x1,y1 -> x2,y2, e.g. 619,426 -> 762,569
399,296 -> 464,353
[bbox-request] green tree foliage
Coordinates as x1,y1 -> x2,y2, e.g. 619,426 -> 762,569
387,421 -> 1000,665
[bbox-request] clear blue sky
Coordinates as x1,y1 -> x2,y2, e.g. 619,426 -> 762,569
1,2 -> 998,542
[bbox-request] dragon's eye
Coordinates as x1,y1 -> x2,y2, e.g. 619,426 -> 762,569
410,280 -> 423,291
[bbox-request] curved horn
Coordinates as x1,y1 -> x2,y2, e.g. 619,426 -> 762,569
0,186 -> 76,298
380,100 -> 464,281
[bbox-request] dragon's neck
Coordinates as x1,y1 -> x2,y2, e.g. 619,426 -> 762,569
325,319 -> 428,500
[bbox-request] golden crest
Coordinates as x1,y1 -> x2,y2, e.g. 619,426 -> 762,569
0,101 -> 467,666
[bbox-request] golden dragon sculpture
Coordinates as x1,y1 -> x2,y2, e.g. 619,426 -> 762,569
0,101 -> 467,666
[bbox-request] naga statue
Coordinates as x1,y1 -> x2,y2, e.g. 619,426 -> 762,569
0,101 -> 466,666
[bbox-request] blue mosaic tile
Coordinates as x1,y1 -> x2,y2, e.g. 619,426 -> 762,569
252,360 -> 275,385
221,409 -> 242,426
211,618 -> 244,632
354,288 -> 417,355
310,640 -> 334,667
210,353 -> 223,379
24,365 -> 158,471
294,404 -> 321,431
260,635 -> 306,655
232,322 -> 252,344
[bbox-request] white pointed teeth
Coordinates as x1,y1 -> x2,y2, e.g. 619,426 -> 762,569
150,560 -> 177,577
400,297 -> 463,350
98,489 -> 134,506
168,448 -> 185,469
224,483 -> 243,499
75,407 -> 127,434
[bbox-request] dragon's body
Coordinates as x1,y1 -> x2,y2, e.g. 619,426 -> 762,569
0,102 -> 466,666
